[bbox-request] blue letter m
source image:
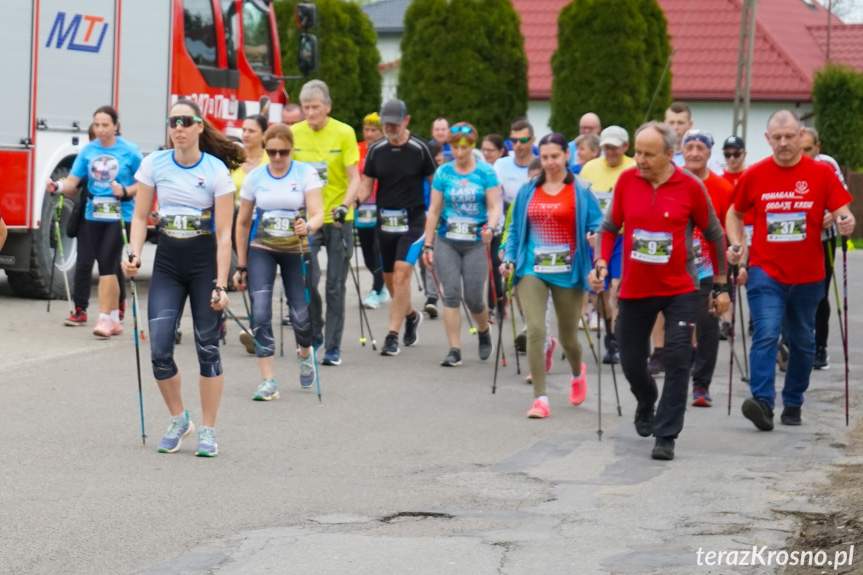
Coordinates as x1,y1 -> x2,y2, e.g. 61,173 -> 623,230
46,12 -> 81,49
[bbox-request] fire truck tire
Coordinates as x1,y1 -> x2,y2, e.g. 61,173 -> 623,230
7,190 -> 78,300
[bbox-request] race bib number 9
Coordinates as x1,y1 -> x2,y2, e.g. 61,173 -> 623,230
380,209 -> 408,233
631,229 -> 673,264
159,206 -> 210,238
259,210 -> 298,238
92,197 -> 121,221
534,245 -> 572,274
766,212 -> 806,242
356,204 -> 377,228
445,216 -> 479,242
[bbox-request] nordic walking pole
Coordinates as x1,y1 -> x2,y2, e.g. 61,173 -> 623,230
727,246 -> 740,416
279,287 -> 284,357
222,304 -> 266,353
342,235 -> 376,349
53,198 -> 75,316
598,293 -> 622,417
118,212 -> 146,444
826,229 -> 847,349
414,262 -> 423,292
596,265 -> 603,441
462,298 -> 477,335
47,197 -> 61,312
300,234 -> 322,402
738,285 -> 750,382
843,236 -> 849,427
508,280 -> 521,374
352,243 -> 367,347
580,311 -> 600,365
487,242 -> 506,371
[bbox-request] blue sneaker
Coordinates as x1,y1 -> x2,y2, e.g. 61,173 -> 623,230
378,286 -> 391,303
252,379 -> 279,401
298,353 -> 316,388
196,427 -> 218,457
157,411 -> 195,453
322,348 -> 342,366
362,290 -> 381,310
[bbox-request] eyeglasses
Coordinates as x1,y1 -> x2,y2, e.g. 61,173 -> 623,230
450,125 -> 473,134
481,147 -> 499,154
265,148 -> 292,157
167,115 -> 203,128
723,151 -> 743,159
510,137 -> 531,144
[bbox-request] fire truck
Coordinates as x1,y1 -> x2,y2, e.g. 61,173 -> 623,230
0,0 -> 316,299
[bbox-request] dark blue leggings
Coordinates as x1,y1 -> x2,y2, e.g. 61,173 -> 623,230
148,235 -> 222,380
247,247 -> 313,357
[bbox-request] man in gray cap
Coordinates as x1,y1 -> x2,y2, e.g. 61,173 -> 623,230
358,99 -> 438,356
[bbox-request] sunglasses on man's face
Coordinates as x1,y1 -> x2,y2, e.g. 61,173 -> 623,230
167,115 -> 203,128
266,148 -> 292,157
510,137 -> 531,144
723,150 -> 743,159
451,125 -> 473,134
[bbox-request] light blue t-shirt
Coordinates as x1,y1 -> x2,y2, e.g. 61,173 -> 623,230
70,137 -> 142,222
432,161 -> 498,242
493,156 -> 531,206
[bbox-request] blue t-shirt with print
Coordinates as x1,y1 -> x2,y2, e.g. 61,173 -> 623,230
431,161 -> 498,242
70,137 -> 142,222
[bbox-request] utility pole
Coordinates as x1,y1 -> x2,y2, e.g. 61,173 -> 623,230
732,0 -> 758,142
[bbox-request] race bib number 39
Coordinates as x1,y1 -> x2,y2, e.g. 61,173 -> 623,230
380,209 -> 408,233
631,230 -> 673,264
534,245 -> 572,274
92,197 -> 121,221
259,210 -> 298,238
766,212 -> 806,242
445,216 -> 479,242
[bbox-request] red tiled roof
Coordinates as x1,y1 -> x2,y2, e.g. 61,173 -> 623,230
808,24 -> 863,72
513,0 -> 863,101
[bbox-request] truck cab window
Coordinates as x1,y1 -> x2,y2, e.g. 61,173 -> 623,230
184,0 -> 219,68
221,0 -> 239,69
242,0 -> 274,74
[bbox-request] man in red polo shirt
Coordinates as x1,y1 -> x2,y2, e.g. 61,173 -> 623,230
682,130 -> 734,408
589,121 -> 730,461
726,110 -> 854,431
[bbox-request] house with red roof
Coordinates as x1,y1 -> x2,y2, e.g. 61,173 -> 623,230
364,0 -> 863,163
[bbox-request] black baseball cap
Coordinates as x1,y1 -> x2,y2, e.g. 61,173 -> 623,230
723,136 -> 745,150
380,99 -> 407,125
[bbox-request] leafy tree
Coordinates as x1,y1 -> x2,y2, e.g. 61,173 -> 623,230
273,0 -> 381,131
550,0 -> 670,140
398,0 -> 528,139
813,64 -> 863,170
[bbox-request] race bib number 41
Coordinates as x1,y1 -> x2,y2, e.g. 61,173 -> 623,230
159,206 -> 210,238
631,230 -> 673,264
766,212 -> 806,242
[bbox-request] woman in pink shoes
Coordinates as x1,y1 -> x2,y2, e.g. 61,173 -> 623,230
500,132 -> 603,418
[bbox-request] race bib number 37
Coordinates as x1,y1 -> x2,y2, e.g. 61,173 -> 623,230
631,230 -> 673,264
766,212 -> 806,242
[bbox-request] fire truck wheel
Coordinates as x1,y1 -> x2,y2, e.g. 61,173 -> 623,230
7,187 -> 78,300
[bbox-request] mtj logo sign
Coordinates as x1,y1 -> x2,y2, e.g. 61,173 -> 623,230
46,12 -> 109,53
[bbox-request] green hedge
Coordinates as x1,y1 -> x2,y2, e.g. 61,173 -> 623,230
398,0 -> 528,139
550,0 -> 672,140
273,0 -> 382,132
813,64 -> 863,170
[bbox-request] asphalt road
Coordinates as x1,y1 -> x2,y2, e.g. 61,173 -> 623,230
2,245 -> 862,575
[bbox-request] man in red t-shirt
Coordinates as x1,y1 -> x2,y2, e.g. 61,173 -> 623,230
726,110 -> 855,431
682,130 -> 734,408
721,136 -> 747,189
589,121 -> 730,461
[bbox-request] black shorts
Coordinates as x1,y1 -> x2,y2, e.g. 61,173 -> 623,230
377,206 -> 425,273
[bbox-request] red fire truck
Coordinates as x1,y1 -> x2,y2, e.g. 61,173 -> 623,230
0,0 -> 315,298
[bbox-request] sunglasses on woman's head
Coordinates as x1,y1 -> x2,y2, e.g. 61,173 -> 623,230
723,151 -> 743,159
265,148 -> 291,157
450,125 -> 473,134
167,115 -> 203,128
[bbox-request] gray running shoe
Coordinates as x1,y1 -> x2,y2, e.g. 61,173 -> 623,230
298,353 -> 316,389
157,411 -> 195,453
196,427 -> 218,457
253,379 -> 279,401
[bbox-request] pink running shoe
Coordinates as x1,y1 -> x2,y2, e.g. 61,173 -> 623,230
570,363 -> 588,406
545,336 -> 557,373
527,398 -> 550,419
110,319 -> 123,336
93,317 -> 112,338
